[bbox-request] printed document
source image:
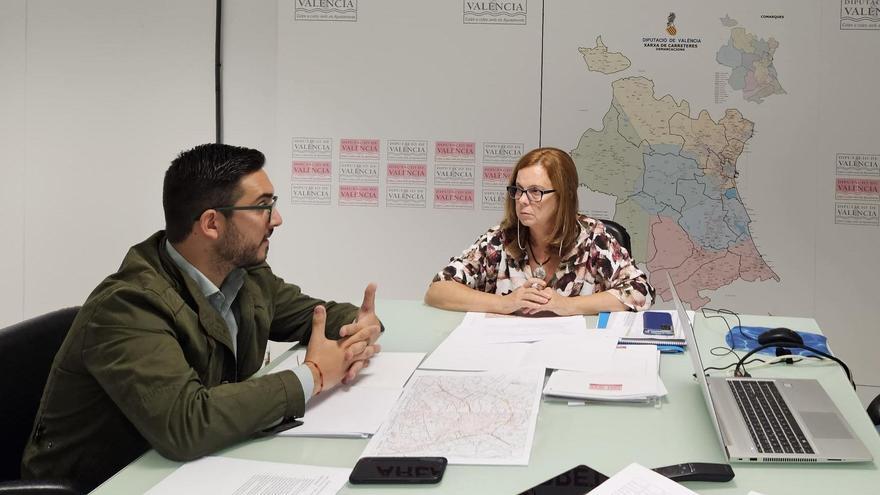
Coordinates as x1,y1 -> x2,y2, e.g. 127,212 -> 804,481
419,325 -> 532,371
362,368 -> 544,465
279,386 -> 403,438
588,463 -> 698,495
522,333 -> 618,372
145,456 -> 349,495
420,312 -> 603,371
462,311 -> 588,343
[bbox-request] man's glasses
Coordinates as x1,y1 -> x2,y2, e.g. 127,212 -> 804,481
506,185 -> 556,202
199,195 -> 278,221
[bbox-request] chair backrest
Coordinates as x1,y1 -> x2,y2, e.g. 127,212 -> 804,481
0,307 -> 79,482
868,394 -> 880,428
598,218 -> 632,254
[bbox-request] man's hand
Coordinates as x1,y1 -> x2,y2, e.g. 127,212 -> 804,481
337,283 -> 382,383
303,304 -> 380,392
303,306 -> 350,392
501,278 -> 550,314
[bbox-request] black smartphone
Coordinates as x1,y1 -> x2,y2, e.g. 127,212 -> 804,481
258,418 -> 302,436
518,465 -> 609,495
349,456 -> 447,484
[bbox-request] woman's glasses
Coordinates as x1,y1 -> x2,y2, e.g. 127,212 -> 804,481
506,186 -> 555,202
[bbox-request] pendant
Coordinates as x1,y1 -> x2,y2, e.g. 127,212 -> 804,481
534,265 -> 546,280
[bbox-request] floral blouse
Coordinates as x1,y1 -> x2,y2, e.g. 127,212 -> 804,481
432,215 -> 655,311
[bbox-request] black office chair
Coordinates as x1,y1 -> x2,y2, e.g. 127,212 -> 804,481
598,218 -> 632,254
868,394 -> 880,431
0,307 -> 82,495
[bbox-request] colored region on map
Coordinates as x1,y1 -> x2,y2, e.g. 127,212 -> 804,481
716,27 -> 786,103
579,36 -> 631,75
570,76 -> 778,308
720,14 -> 738,27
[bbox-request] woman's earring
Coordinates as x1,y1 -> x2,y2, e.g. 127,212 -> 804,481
558,222 -> 565,258
517,220 -> 525,251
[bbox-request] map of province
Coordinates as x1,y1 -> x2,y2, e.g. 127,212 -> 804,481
579,36 -> 631,74
570,77 -> 779,308
361,369 -> 543,465
716,26 -> 785,103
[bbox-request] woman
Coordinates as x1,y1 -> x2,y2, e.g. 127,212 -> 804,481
425,147 -> 654,315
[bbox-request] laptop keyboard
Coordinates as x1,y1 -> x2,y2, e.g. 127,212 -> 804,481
728,380 -> 815,455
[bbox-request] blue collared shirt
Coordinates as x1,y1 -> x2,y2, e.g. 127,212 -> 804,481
165,240 -> 315,401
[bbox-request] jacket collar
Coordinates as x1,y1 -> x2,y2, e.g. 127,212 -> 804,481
145,232 -> 238,355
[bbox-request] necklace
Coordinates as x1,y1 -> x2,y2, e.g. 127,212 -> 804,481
529,241 -> 552,279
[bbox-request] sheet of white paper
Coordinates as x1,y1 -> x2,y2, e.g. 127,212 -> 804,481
271,351 -> 424,437
362,368 -> 545,465
273,351 -> 424,389
346,352 -> 425,389
278,386 -> 403,437
145,456 -> 349,495
420,313 -> 594,371
273,348 -> 307,371
522,333 -> 618,372
461,312 -> 587,343
419,338 -> 531,371
265,340 -> 299,365
589,463 -> 699,495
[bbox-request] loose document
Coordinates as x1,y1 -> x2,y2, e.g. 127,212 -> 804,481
589,463 -> 698,495
271,350 -> 425,437
419,312 -> 618,372
145,456 -> 349,495
362,368 -> 545,465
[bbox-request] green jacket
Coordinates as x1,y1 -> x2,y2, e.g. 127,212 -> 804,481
21,232 -> 358,491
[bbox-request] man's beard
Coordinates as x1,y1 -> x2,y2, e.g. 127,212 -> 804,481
217,222 -> 267,269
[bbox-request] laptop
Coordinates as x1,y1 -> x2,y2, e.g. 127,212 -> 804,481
667,273 -> 871,463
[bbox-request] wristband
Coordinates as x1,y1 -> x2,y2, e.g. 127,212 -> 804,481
304,360 -> 324,395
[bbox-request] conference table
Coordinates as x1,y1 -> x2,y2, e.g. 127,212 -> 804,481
92,300 -> 880,494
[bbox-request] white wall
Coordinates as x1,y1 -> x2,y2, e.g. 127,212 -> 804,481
0,0 -> 27,325
814,0 -> 880,393
0,0 -> 216,324
2,0 -> 877,403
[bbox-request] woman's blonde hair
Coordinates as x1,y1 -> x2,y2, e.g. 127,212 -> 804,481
500,147 -> 579,259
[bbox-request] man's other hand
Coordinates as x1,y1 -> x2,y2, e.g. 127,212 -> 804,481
338,283 -> 382,383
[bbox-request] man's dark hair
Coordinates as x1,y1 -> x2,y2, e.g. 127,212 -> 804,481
163,143 -> 266,243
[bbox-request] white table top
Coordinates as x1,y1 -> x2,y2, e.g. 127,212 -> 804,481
91,301 -> 880,494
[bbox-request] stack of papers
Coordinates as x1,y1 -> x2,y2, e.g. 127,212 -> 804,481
543,345 -> 667,402
270,351 -> 425,437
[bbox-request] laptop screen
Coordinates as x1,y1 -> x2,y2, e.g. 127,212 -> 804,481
665,273 -> 726,449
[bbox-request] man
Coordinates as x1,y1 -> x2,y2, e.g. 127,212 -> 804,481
21,144 -> 382,491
